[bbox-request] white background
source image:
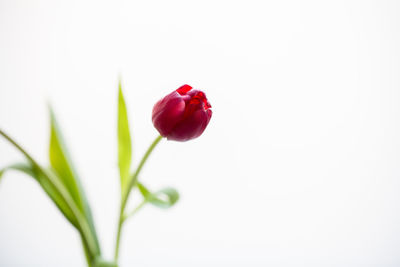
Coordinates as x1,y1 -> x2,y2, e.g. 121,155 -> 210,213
1,0 -> 400,266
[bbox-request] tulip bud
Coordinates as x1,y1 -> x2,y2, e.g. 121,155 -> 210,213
152,85 -> 212,141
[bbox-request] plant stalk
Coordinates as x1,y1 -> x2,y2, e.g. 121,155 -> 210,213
114,135 -> 163,261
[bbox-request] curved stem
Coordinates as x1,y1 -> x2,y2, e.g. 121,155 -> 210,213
0,129 -> 100,261
124,135 -> 163,204
114,135 -> 163,261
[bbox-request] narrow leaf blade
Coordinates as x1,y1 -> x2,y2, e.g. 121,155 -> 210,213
117,81 -> 132,192
49,109 -> 85,211
48,108 -> 101,253
0,163 -> 36,180
0,162 -> 79,227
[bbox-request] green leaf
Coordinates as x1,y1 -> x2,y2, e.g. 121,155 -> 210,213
49,108 -> 101,254
94,258 -> 118,267
137,182 -> 180,209
0,129 -> 100,258
117,80 -> 132,192
137,182 -> 151,198
150,187 -> 180,209
0,163 -> 36,181
0,162 -> 79,227
49,108 -> 86,211
81,236 -> 92,267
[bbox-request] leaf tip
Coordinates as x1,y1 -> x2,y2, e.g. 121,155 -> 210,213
118,76 -> 123,93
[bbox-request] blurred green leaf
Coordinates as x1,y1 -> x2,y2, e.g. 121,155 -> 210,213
49,108 -> 85,211
0,162 -> 79,227
137,182 -> 179,209
0,163 -> 36,181
94,258 -> 118,267
49,108 -> 101,254
117,81 -> 132,192
81,237 -> 92,267
150,187 -> 180,209
0,128 -> 100,259
137,182 -> 151,198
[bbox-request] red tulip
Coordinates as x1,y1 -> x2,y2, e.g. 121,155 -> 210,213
152,85 -> 212,141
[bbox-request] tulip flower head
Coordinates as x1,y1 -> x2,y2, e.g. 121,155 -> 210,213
152,85 -> 212,141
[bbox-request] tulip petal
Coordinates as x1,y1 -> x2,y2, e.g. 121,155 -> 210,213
152,91 -> 186,137
167,109 -> 211,141
176,84 -> 192,95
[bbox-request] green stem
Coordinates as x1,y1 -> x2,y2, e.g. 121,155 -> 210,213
114,135 -> 163,261
0,129 -> 100,262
